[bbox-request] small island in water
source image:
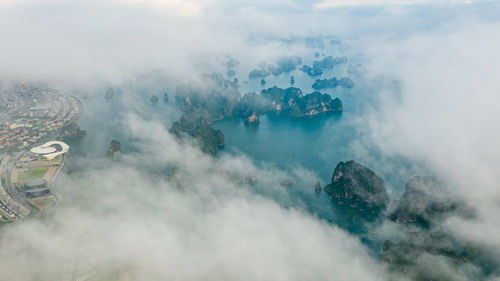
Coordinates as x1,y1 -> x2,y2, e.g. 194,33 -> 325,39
170,72 -> 343,155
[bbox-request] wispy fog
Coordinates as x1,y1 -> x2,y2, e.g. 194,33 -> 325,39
0,0 -> 499,280
362,19 -> 500,254
0,114 -> 383,281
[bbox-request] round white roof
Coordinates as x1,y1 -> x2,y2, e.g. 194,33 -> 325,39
30,141 -> 70,160
31,146 -> 57,154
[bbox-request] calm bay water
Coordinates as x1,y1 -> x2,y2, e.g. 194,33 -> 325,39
65,52 -> 417,237
215,112 -> 351,182
216,55 -> 369,184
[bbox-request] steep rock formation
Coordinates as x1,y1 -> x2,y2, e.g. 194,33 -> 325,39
312,77 -> 354,90
106,140 -> 121,159
301,92 -> 342,116
387,176 -> 471,229
170,121 -> 224,156
191,123 -> 225,155
382,176 -> 480,281
244,112 -> 260,126
59,122 -> 87,141
324,160 -> 389,219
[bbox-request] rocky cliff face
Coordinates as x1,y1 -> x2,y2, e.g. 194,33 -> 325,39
170,120 -> 225,156
175,73 -> 240,125
301,56 -> 347,76
382,176 -> 479,281
59,122 -> 87,141
106,140 -> 122,159
171,73 -> 342,155
176,74 -> 343,124
259,86 -> 343,117
301,92 -> 342,116
244,112 -> 259,125
381,233 -> 476,281
387,176 -> 471,229
324,160 -> 389,219
312,77 -> 354,90
191,123 -> 225,155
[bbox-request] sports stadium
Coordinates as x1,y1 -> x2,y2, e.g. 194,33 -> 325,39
30,141 -> 69,160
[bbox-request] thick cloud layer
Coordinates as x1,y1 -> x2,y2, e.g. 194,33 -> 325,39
0,114 -> 383,281
1,0 -> 493,84
1,0 -> 500,280
362,18 -> 500,258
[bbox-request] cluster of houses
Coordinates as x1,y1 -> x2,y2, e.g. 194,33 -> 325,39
0,95 -> 80,151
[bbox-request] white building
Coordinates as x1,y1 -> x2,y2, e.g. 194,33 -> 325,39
30,141 -> 70,160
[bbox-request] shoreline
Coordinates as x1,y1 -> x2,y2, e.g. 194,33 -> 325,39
0,89 -> 84,222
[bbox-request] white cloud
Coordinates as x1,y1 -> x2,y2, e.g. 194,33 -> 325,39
120,0 -> 204,17
361,19 -> 500,253
314,0 -> 481,9
0,113 -> 385,281
1,0 -> 499,279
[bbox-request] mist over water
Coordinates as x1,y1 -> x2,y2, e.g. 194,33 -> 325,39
1,0 -> 500,280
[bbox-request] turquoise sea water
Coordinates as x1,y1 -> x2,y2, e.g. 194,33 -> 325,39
216,54 -> 372,184
215,111 -> 349,181
211,58 -> 420,232
66,52 -> 417,237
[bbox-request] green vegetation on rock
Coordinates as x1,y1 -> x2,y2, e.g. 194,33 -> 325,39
324,160 -> 389,220
382,176 -> 482,281
171,73 -> 342,155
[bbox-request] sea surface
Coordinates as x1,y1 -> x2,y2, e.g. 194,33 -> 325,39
65,50 -> 418,237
